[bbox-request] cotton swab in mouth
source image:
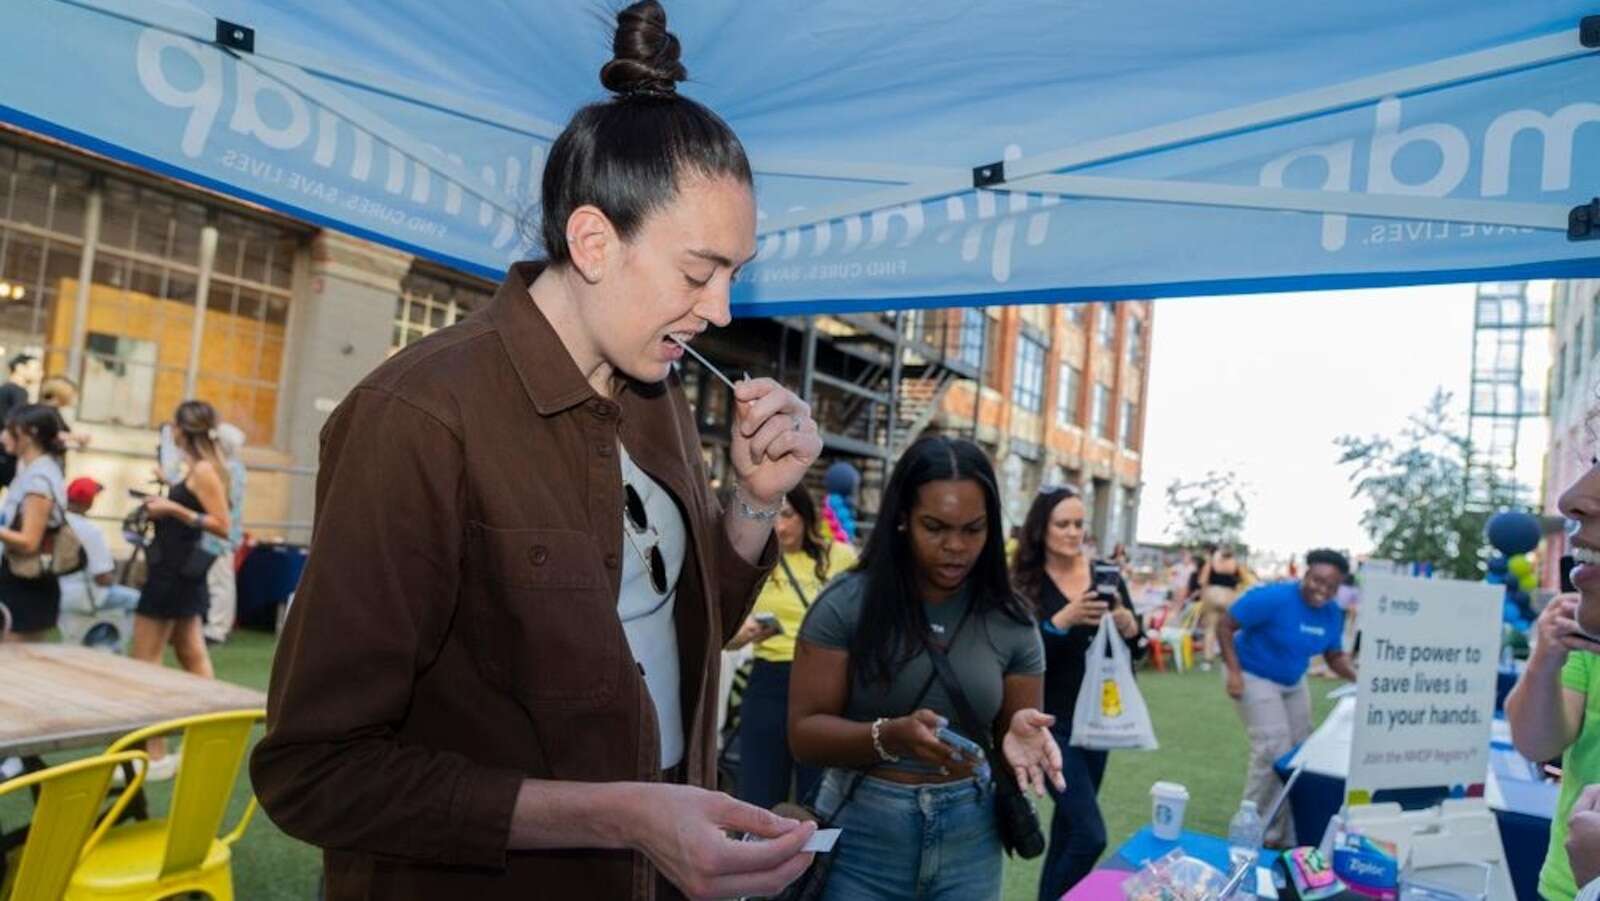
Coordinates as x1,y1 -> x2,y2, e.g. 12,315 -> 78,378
667,334 -> 745,390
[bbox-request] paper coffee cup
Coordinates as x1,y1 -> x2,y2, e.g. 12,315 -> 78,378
1149,781 -> 1190,840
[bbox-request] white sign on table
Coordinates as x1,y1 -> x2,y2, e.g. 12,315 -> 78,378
1347,573 -> 1501,802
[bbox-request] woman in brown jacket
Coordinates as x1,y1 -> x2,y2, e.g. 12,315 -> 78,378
250,4 -> 822,898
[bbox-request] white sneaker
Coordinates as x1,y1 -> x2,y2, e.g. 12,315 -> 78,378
145,752 -> 180,782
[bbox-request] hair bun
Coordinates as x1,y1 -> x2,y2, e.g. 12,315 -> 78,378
600,1 -> 686,98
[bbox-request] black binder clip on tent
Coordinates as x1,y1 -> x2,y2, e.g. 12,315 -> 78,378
1568,17 -> 1600,240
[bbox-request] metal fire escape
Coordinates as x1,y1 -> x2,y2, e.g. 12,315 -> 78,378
1465,281 -> 1548,510
689,308 -> 980,531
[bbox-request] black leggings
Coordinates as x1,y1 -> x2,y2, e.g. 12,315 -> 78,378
735,660 -> 822,810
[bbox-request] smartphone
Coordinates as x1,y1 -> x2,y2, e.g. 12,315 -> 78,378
935,725 -> 984,760
1091,561 -> 1122,599
754,611 -> 783,635
1562,554 -> 1577,593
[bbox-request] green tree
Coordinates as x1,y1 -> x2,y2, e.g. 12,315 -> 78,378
1165,470 -> 1250,549
1335,389 -> 1521,579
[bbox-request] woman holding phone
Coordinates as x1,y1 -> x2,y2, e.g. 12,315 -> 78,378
727,486 -> 855,810
1012,485 -> 1142,899
789,436 -> 1063,900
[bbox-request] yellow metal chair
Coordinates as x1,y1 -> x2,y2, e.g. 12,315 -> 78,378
65,709 -> 265,901
0,750 -> 147,901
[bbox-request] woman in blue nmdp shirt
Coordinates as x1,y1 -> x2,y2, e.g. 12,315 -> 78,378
1217,549 -> 1358,847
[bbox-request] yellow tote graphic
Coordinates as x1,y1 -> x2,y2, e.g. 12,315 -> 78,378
1100,678 -> 1124,717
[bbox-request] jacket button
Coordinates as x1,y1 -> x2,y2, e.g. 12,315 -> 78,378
589,400 -> 615,420
529,545 -> 549,565
605,553 -> 619,569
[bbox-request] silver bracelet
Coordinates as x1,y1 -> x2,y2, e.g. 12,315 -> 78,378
871,717 -> 900,763
732,487 -> 781,522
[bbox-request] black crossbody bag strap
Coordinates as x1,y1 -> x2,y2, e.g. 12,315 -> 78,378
924,638 -> 1026,799
778,555 -> 811,609
821,663 -> 941,820
817,603 -> 976,822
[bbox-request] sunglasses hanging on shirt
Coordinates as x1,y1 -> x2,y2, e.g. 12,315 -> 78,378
623,481 -> 669,597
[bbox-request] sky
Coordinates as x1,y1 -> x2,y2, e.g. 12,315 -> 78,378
1135,282 -> 1552,559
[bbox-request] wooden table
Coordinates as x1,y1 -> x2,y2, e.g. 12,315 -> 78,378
0,644 -> 267,757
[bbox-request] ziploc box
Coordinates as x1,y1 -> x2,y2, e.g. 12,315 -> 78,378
1333,830 -> 1400,899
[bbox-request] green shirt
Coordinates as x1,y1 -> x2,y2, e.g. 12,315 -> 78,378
1541,651 -> 1600,901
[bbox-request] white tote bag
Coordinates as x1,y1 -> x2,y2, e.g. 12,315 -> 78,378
1070,616 -> 1159,750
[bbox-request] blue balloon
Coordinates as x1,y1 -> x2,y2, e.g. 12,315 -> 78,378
824,461 -> 861,497
1485,571 -> 1506,585
1487,555 -> 1509,576
1487,511 -> 1541,556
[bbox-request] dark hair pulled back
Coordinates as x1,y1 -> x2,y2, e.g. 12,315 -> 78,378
6,404 -> 68,460
538,0 -> 752,264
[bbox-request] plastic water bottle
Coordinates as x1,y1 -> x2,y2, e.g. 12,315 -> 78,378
1227,799 -> 1263,872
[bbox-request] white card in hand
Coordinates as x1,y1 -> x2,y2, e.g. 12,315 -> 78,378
804,829 -> 841,853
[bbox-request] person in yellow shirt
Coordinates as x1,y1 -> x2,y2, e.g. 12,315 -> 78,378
728,485 -> 856,809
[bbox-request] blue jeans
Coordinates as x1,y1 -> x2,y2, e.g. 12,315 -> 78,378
736,660 -> 821,810
1037,728 -> 1109,901
815,768 -> 1001,901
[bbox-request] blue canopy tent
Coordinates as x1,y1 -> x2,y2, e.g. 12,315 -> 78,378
5,0 -> 1600,316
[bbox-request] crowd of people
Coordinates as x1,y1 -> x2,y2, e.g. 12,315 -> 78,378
233,5 -> 1380,898
0,351 -> 250,781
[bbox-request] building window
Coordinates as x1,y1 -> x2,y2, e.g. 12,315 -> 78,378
70,185 -> 298,444
1097,305 -> 1118,350
1127,317 -> 1143,368
392,267 -> 492,353
1013,332 -> 1046,413
1557,342 -> 1567,401
1064,304 -> 1086,327
1057,362 -> 1082,427
1591,290 -> 1600,358
1121,399 -> 1138,449
195,212 -> 296,444
957,307 -> 985,370
0,137 -> 306,446
0,144 -> 92,376
1574,320 -> 1586,390
1091,383 -> 1113,439
983,313 -> 1003,389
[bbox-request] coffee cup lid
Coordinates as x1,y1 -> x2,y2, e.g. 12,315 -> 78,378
1150,781 -> 1189,800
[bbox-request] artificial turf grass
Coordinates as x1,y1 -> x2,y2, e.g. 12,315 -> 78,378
3,631 -> 1338,900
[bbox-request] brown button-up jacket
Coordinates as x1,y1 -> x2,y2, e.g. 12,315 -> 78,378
251,262 -> 774,900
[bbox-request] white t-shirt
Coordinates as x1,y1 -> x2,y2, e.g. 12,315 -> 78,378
58,511 -> 115,615
617,444 -> 688,769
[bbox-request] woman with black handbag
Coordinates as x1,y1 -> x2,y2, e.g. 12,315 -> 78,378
727,486 -> 856,811
0,404 -> 72,642
789,436 -> 1064,900
131,400 -> 232,780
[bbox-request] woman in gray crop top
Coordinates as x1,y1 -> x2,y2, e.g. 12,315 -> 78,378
789,436 -> 1064,901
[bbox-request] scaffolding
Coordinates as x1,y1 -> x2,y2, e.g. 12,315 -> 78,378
1466,281 -> 1548,510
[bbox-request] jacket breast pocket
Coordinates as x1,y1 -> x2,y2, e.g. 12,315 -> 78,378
466,524 -> 620,711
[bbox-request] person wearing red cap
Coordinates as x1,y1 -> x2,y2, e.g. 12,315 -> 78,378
57,476 -> 116,646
